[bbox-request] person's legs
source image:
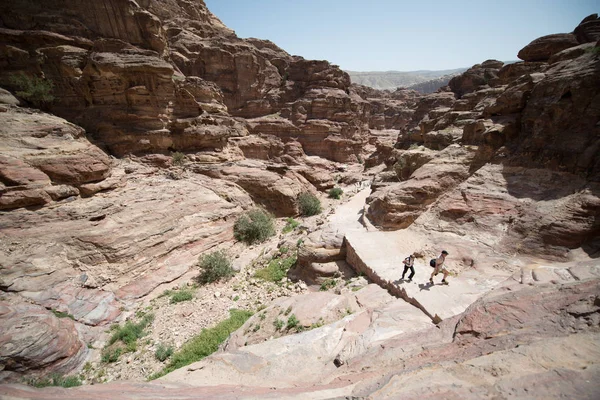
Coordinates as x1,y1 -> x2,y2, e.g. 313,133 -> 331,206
429,269 -> 437,283
402,265 -> 409,279
441,269 -> 449,283
408,266 -> 415,280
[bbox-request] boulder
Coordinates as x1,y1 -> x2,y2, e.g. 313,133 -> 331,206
517,33 -> 579,61
0,299 -> 87,382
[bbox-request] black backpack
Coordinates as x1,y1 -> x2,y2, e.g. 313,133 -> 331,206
429,258 -> 436,268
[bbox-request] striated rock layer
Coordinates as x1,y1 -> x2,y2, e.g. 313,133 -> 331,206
366,14 -> 600,260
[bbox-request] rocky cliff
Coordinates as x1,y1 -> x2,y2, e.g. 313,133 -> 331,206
366,16 -> 600,261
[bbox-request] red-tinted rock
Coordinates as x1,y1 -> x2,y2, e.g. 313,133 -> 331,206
517,33 -> 579,61
0,299 -> 87,382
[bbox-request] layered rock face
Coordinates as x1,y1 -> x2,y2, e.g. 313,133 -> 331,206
0,0 -> 373,162
366,15 -> 600,259
1,0 -> 599,394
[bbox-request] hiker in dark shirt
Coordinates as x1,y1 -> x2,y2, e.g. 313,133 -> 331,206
429,250 -> 449,285
401,254 -> 416,282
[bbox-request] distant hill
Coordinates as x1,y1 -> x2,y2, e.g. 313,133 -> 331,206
405,73 -> 460,94
346,68 -> 468,90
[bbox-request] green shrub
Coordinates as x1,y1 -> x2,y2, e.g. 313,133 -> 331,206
171,151 -> 186,165
233,208 -> 275,244
319,278 -> 337,291
286,314 -> 299,330
28,374 -> 81,388
254,253 -> 297,283
9,73 -> 54,107
273,319 -> 284,330
298,192 -> 321,216
282,217 -> 300,234
149,309 -> 252,379
51,309 -> 75,320
101,347 -> 122,363
155,343 -> 174,362
328,187 -> 343,200
170,289 -> 193,304
101,313 -> 154,363
108,313 -> 154,347
197,250 -> 234,284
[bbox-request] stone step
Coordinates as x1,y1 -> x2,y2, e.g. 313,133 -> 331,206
344,230 -> 510,323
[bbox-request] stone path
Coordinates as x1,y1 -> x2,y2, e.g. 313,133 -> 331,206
328,185 -> 512,323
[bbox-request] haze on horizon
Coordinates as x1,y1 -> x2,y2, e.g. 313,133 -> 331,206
204,0 -> 598,72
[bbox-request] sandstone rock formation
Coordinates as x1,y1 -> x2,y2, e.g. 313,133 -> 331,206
0,0 -> 374,163
1,1 -> 599,397
0,296 -> 88,382
0,106 -> 111,210
366,17 -> 600,260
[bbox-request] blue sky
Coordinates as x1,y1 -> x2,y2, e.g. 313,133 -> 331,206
204,0 -> 598,71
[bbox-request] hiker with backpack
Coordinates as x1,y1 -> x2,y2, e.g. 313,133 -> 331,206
401,254 -> 415,282
429,250 -> 449,285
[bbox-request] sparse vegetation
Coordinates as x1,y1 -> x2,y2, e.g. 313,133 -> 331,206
585,46 -> 600,56
310,318 -> 325,330
286,314 -> 299,330
319,278 -> 337,291
155,343 -> 174,362
101,313 -> 154,363
254,251 -> 297,283
328,187 -> 343,199
149,309 -> 252,379
27,374 -> 82,388
234,208 -> 275,244
101,347 -> 123,363
298,192 -> 321,216
282,217 -> 300,234
169,289 -> 193,304
273,318 -> 284,330
51,309 -> 75,320
9,73 -> 54,108
197,250 -> 235,284
171,151 -> 186,166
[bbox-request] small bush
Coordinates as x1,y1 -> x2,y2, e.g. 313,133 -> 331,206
28,374 -> 81,388
233,208 -> 275,244
273,319 -> 284,330
155,343 -> 174,362
254,254 -> 297,283
298,192 -> 321,216
170,289 -> 193,304
51,309 -> 75,320
102,313 -> 154,363
149,309 -> 252,379
171,151 -> 186,166
282,217 -> 300,234
197,250 -> 234,284
9,73 -> 54,107
286,314 -> 299,330
328,187 -> 343,200
101,347 -> 123,363
108,313 -> 154,347
319,278 -> 337,291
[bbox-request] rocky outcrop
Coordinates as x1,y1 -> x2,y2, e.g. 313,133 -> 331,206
0,297 -> 88,382
448,59 -> 504,97
517,33 -> 579,61
367,20 -> 600,260
0,0 -> 374,162
0,105 -> 111,210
